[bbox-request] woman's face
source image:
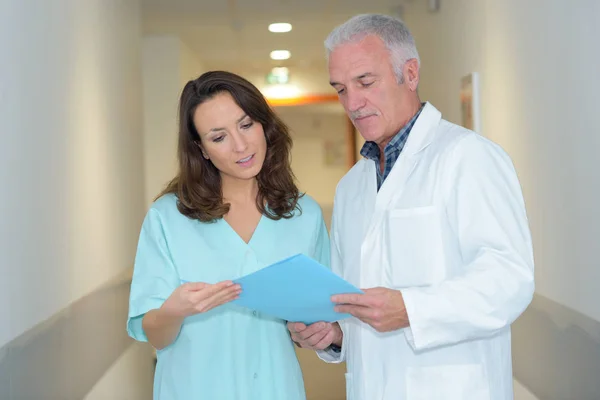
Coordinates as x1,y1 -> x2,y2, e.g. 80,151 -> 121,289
193,92 -> 267,182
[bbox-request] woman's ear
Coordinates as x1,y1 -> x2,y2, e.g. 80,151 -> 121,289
196,141 -> 209,159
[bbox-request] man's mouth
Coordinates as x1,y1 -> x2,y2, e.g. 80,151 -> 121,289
352,113 -> 377,121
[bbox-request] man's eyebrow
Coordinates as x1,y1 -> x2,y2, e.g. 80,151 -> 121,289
356,72 -> 375,79
330,72 -> 376,86
208,114 -> 248,133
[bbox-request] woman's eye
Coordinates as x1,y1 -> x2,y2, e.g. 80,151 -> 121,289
241,122 -> 253,130
213,136 -> 224,143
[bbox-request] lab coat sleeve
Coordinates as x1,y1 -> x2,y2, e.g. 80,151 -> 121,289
317,202 -> 347,363
127,208 -> 179,342
401,134 -> 535,351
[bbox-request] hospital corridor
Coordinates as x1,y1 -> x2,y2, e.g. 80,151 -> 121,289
1,0 -> 599,399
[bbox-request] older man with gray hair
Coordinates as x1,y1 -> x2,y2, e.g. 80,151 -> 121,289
288,14 -> 534,400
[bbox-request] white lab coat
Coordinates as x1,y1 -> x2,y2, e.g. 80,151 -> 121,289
318,103 -> 534,400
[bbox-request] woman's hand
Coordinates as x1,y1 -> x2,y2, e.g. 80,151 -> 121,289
161,280 -> 242,318
143,280 -> 241,350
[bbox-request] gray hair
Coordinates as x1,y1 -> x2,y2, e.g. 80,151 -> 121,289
324,14 -> 420,84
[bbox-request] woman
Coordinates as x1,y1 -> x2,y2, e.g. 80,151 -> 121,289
127,71 -> 330,400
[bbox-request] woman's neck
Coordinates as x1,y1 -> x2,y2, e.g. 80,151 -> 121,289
221,175 -> 259,205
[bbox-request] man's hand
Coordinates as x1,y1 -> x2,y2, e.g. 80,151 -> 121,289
287,321 -> 343,350
333,287 -> 409,332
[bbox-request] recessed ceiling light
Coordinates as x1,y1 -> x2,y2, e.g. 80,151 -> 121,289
268,23 -> 292,33
270,50 -> 291,60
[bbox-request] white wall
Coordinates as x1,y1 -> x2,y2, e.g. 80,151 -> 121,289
513,379 -> 540,400
84,342 -> 155,400
0,0 -> 145,347
179,40 -> 204,88
142,35 -> 204,207
402,0 -> 600,322
279,111 -> 349,208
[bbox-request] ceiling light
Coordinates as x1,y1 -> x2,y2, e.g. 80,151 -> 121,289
270,50 -> 291,60
268,23 -> 292,33
262,84 -> 301,99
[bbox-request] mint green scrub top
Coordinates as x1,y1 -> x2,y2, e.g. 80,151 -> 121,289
127,194 -> 330,400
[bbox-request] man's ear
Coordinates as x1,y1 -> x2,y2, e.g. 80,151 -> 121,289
404,59 -> 420,91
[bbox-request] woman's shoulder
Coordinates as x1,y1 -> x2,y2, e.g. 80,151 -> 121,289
296,194 -> 323,219
145,193 -> 189,226
150,193 -> 179,214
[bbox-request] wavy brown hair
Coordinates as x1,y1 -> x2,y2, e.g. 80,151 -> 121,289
158,70 -> 301,222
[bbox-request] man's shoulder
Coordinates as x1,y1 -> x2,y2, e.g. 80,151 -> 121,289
435,119 -> 473,148
433,119 -> 506,161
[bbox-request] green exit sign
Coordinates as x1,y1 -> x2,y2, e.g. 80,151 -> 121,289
266,67 -> 290,84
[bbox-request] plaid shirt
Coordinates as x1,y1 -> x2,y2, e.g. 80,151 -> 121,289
360,105 -> 424,190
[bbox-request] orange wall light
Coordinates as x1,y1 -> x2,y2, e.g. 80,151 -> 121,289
266,94 -> 339,107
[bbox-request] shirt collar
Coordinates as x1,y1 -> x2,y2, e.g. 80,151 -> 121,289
359,104 -> 424,162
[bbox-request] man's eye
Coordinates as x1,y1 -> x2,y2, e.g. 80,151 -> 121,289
362,81 -> 374,87
337,88 -> 345,94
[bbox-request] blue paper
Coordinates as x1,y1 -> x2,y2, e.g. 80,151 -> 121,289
231,254 -> 362,324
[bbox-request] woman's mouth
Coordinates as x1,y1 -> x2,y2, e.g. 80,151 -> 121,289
236,154 -> 255,166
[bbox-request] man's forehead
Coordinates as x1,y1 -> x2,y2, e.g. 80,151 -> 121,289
328,51 -> 381,83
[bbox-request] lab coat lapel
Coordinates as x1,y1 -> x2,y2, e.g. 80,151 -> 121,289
375,102 -> 442,210
360,161 -> 377,240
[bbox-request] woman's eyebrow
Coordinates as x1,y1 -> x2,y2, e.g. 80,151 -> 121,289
208,114 -> 248,133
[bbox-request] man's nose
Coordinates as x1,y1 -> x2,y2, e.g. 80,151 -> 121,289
346,89 -> 366,113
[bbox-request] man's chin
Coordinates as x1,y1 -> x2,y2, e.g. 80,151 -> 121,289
358,130 -> 383,143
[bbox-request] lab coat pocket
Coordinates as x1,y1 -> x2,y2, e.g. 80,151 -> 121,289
344,373 -> 354,400
386,206 -> 445,287
406,364 -> 491,400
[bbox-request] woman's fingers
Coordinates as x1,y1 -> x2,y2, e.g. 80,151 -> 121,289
183,282 -> 208,291
192,282 -> 241,313
206,284 -> 242,307
189,281 -> 237,301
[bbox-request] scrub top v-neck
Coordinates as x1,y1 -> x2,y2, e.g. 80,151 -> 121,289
127,193 -> 330,400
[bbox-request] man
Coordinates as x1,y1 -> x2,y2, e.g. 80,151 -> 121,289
287,14 -> 534,400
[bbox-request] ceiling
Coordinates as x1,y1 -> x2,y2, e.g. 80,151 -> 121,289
141,0 -> 408,94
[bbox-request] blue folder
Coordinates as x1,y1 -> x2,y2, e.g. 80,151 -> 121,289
231,254 -> 363,324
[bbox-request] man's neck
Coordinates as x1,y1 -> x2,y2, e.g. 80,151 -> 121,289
376,100 -> 423,158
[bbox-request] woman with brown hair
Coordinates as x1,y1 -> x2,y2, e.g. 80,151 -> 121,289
127,71 -> 329,400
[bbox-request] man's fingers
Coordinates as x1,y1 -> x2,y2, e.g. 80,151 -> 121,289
289,322 -> 307,334
305,325 -> 332,347
335,305 -> 375,321
332,293 -> 371,306
314,329 -> 336,350
295,322 -> 330,340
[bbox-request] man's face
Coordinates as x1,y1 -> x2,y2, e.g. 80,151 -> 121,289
328,35 -> 418,146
